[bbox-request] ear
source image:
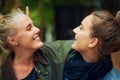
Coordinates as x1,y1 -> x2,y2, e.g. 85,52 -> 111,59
88,38 -> 98,47
7,37 -> 18,46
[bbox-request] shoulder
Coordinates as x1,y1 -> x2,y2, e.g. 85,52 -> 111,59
41,40 -> 73,54
40,40 -> 74,63
43,40 -> 73,48
101,68 -> 120,80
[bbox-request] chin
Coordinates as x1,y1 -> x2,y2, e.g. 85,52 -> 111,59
71,43 -> 76,50
35,42 -> 43,49
72,43 -> 80,52
38,42 -> 43,47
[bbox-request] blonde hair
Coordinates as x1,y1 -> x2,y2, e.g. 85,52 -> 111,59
0,10 -> 23,52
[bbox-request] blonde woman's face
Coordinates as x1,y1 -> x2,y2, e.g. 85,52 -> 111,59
10,13 -> 43,51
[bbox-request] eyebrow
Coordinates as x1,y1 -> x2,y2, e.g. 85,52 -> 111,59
26,24 -> 31,27
25,20 -> 33,27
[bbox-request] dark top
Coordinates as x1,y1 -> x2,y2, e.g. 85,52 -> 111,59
22,68 -> 38,80
64,51 -> 113,80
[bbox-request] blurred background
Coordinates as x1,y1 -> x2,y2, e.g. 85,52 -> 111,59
0,0 -> 120,42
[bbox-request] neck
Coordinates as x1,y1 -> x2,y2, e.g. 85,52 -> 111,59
13,54 -> 34,80
13,49 -> 35,66
13,55 -> 33,66
79,49 -> 99,63
12,47 -> 35,80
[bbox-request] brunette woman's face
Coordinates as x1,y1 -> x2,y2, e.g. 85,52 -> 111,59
72,15 -> 100,62
72,15 -> 93,52
10,13 -> 43,50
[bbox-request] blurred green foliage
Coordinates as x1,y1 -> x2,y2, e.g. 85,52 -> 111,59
20,0 -> 41,28
19,0 -> 88,28
20,0 -> 55,28
0,0 -> 16,14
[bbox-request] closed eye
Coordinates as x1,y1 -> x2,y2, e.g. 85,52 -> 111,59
26,24 -> 32,31
79,26 -> 82,30
79,26 -> 83,30
79,23 -> 83,30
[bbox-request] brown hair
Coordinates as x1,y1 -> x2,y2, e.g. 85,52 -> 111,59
90,11 -> 120,56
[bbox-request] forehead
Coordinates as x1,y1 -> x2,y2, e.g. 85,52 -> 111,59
81,15 -> 93,28
10,13 -> 32,28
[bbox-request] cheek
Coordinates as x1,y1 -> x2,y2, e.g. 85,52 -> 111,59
72,36 -> 90,51
16,33 -> 32,44
80,32 -> 90,42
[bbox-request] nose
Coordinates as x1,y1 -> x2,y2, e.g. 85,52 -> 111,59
73,27 -> 78,33
73,28 -> 76,33
34,26 -> 40,34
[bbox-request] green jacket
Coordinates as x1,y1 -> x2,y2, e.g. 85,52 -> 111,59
1,40 -> 73,80
37,40 -> 73,80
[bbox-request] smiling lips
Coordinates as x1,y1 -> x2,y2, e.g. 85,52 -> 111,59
33,35 -> 40,41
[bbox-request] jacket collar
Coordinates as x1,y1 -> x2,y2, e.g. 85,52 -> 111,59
33,49 -> 48,65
